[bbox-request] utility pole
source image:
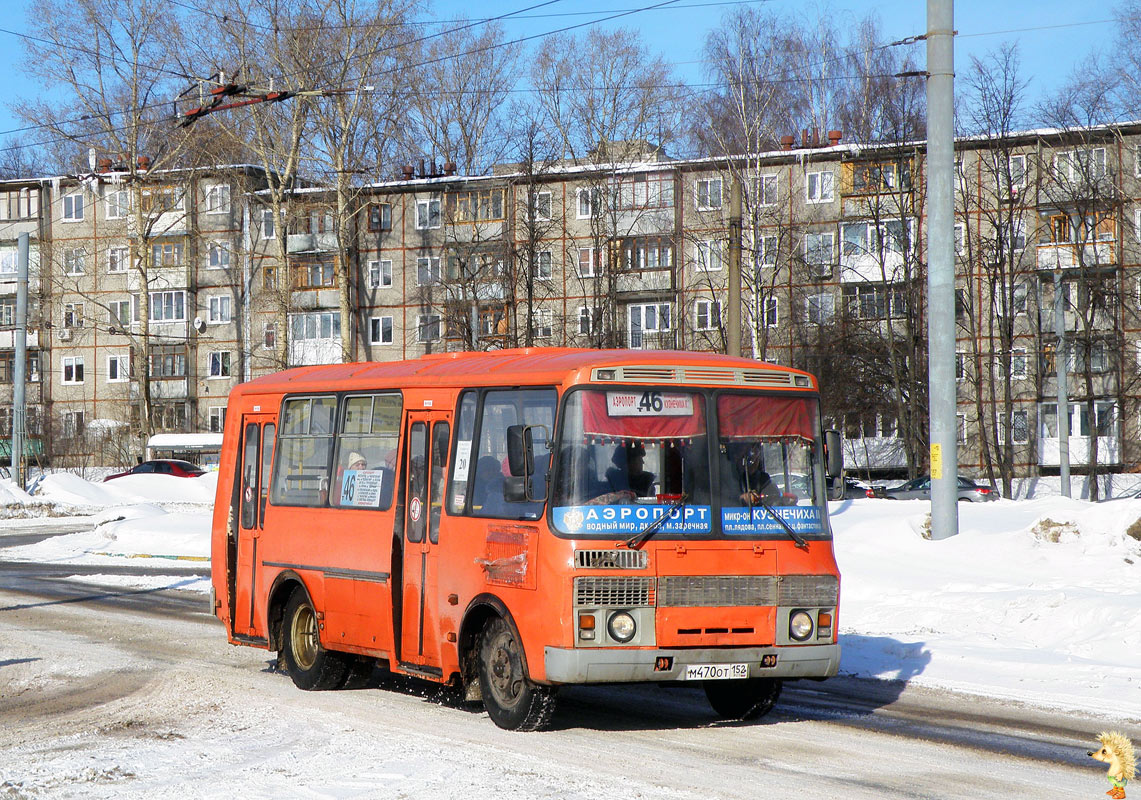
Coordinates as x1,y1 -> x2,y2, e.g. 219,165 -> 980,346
12,232 -> 29,488
1053,267 -> 1071,497
727,176 -> 742,357
926,0 -> 958,539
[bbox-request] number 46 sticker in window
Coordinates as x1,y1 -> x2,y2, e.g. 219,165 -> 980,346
607,391 -> 694,417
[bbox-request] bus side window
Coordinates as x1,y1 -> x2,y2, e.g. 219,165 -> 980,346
259,423 -> 275,522
429,421 -> 449,540
270,396 -> 336,507
471,388 -> 556,520
241,423 -> 259,529
407,422 -> 427,543
448,391 -> 478,514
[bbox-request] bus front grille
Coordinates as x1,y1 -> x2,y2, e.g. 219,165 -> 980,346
658,575 -> 778,607
778,575 -> 839,606
574,549 -> 649,570
574,576 -> 656,607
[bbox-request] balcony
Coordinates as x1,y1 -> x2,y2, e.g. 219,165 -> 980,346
627,329 -> 677,350
1038,434 -> 1120,466
287,232 -> 339,254
133,378 -> 189,400
616,269 -> 672,293
1036,241 -> 1115,270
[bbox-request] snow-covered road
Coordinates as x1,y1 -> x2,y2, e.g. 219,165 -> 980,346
0,570 -> 1124,799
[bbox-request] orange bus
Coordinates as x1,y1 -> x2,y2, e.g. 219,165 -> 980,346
210,348 -> 843,730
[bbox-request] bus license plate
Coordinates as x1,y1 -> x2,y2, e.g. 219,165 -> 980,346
684,663 -> 749,681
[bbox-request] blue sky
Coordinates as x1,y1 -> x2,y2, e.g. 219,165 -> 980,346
0,0 -> 1119,154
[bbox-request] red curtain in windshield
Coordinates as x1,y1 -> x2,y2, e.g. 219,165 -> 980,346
580,391 -> 705,440
717,394 -> 816,440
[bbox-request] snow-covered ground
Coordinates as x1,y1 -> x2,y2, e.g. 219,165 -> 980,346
2,472 -> 1138,722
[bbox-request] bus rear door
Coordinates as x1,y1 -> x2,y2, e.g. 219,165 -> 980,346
232,413 -> 276,639
399,411 -> 451,672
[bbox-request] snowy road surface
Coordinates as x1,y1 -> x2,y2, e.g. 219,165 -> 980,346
1,568 -> 1133,799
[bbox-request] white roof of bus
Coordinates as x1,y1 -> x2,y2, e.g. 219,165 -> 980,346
147,433 -> 224,450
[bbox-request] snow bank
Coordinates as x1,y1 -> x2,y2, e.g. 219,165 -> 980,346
29,471 -> 218,508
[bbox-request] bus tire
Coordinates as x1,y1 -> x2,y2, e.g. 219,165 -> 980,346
704,677 -> 782,721
281,590 -> 348,691
477,616 -> 557,731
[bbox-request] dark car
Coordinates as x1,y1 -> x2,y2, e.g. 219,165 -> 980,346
827,475 -> 870,500
871,475 -> 1000,502
104,459 -> 208,481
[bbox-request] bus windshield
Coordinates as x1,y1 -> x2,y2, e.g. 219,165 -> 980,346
551,388 -> 826,539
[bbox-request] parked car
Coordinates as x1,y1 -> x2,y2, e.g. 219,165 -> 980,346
104,459 -> 207,481
827,475 -> 871,500
870,475 -> 1000,502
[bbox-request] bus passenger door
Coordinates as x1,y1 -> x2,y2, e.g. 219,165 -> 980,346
400,412 -> 451,670
233,415 -> 276,638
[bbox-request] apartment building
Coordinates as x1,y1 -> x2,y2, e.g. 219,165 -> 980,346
6,124 -> 1140,478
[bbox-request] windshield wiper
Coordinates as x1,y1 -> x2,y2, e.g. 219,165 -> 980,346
621,493 -> 688,550
749,494 -> 809,550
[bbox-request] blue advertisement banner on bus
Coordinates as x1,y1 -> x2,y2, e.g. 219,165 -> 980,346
722,505 -> 823,534
553,504 -> 712,535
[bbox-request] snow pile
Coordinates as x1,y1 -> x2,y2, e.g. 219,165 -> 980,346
831,496 -> 1141,717
27,471 -> 218,509
0,478 -> 57,518
0,478 -> 36,504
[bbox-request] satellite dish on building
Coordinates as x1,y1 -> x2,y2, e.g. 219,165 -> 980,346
193,317 -> 207,335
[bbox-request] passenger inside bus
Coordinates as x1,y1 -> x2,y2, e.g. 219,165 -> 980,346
472,455 -> 508,516
722,442 -> 783,506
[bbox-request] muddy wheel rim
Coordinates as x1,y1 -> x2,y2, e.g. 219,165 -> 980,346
290,604 -> 319,671
486,630 -> 523,708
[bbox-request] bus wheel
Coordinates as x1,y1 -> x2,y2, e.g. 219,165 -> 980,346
281,590 -> 347,691
477,617 -> 557,731
704,677 -> 782,721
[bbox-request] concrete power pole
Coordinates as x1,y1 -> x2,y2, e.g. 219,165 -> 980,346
12,232 -> 29,488
926,0 -> 959,539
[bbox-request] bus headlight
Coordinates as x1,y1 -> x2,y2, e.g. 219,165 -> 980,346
789,610 -> 814,642
607,611 -> 637,643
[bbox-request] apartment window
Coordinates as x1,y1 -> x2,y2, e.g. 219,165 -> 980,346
108,299 -> 132,327
850,161 -> 910,194
207,295 -> 232,324
628,303 -> 671,348
615,173 -> 674,210
416,256 -> 441,286
62,410 -> 85,438
957,413 -> 967,443
536,250 -> 553,280
63,303 -> 83,329
696,177 -> 723,210
261,208 -> 276,239
577,247 -> 599,278
369,315 -> 393,345
996,410 -> 1030,445
1008,154 -> 1026,189
63,248 -> 86,275
62,356 -> 84,384
417,313 -> 441,343
956,351 -> 966,381
0,297 -> 13,327
530,309 -> 553,339
368,259 -> 393,289
0,188 -> 39,221
1010,348 -> 1028,379
0,250 -> 15,275
105,189 -> 129,219
368,202 -> 392,232
263,265 -> 277,290
805,231 -> 835,275
1012,219 -> 1027,251
755,174 -> 778,207
449,189 -> 505,222
152,242 -> 183,267
577,306 -> 600,336
532,191 -> 552,221
107,354 -> 130,383
290,311 -> 341,341
415,198 -> 441,229
756,235 -> 778,269
209,406 -> 226,434
1055,148 -> 1107,183
108,246 -> 129,273
616,237 -> 672,272
842,222 -> 869,259
293,261 -> 334,289
1012,282 -> 1028,315
208,351 -> 232,378
805,293 -> 834,325
842,283 -> 906,320
696,239 -> 723,272
149,290 -> 186,322
763,295 -> 779,327
264,323 -> 276,350
207,243 -> 230,270
576,187 -> 602,219
149,346 -> 187,378
205,184 -> 231,214
954,223 -> 965,254
141,186 -> 185,213
806,171 -> 834,203
62,192 -> 83,221
695,299 -> 721,331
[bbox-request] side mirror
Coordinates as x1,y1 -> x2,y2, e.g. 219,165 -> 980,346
506,424 -> 532,478
824,429 -> 843,479
503,476 -> 527,502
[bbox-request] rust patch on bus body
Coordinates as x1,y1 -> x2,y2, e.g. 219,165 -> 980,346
477,525 -> 538,589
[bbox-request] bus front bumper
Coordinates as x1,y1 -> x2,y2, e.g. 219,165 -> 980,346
543,643 -> 840,684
